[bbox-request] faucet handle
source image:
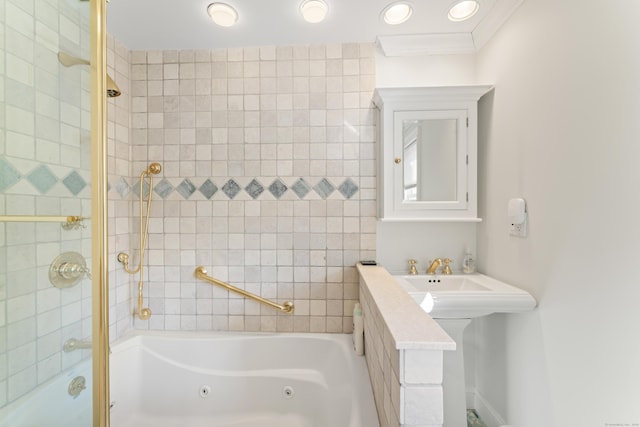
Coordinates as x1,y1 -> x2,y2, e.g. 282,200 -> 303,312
442,258 -> 454,275
408,259 -> 418,275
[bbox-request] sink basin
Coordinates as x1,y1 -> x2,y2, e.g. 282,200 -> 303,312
398,275 -> 491,292
393,273 -> 537,318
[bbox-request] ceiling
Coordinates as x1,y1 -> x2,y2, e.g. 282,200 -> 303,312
106,0 -> 523,54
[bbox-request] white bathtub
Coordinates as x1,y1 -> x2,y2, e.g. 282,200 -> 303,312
110,331 -> 380,427
0,358 -> 93,427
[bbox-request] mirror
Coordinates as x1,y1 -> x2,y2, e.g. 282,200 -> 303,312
402,119 -> 457,201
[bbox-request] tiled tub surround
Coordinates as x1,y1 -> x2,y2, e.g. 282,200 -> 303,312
357,264 -> 455,427
0,0 -> 93,408
109,42 -> 377,333
0,0 -> 91,410
107,35 -> 134,340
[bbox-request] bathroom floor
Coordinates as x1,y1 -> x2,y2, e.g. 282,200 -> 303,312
467,409 -> 488,427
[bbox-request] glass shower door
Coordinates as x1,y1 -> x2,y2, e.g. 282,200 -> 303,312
0,0 -> 95,425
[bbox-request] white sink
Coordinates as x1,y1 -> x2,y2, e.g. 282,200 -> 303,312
393,273 -> 537,427
393,273 -> 537,319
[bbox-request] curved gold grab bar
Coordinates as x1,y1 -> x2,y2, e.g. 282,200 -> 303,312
195,266 -> 294,314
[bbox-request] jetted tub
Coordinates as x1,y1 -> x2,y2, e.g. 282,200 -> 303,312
0,358 -> 93,427
110,331 -> 380,427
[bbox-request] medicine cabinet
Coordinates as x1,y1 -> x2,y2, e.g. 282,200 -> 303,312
373,85 -> 493,221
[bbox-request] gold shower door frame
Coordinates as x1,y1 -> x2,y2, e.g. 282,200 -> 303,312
90,0 -> 110,425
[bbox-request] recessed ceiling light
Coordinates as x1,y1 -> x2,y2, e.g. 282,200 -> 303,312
300,0 -> 328,24
448,0 -> 480,22
207,2 -> 238,27
382,2 -> 413,25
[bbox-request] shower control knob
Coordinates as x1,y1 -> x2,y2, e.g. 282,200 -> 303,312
49,252 -> 90,288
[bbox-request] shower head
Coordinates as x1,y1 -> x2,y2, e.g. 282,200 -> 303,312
105,75 -> 122,98
57,51 -> 122,98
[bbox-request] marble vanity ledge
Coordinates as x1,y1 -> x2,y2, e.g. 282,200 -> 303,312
356,263 -> 455,351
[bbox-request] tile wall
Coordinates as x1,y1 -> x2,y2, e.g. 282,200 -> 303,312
0,0 -> 92,407
106,34 -> 132,340
108,42 -> 378,334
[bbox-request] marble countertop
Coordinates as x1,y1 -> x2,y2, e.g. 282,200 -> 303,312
357,263 -> 456,351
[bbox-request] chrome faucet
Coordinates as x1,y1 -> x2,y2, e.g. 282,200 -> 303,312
426,258 -> 443,275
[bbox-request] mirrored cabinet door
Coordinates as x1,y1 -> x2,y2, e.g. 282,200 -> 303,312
374,85 -> 493,221
395,110 -> 467,210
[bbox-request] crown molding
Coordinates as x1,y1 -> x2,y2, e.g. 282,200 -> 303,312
377,0 -> 525,57
377,33 -> 476,56
472,0 -> 525,50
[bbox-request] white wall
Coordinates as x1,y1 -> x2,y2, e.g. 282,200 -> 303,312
377,222 -> 476,274
475,0 -> 640,425
375,52 -> 477,88
375,51 -> 479,273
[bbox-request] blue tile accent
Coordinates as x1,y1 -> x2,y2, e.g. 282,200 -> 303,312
0,158 -> 21,192
154,178 -> 174,199
27,165 -> 57,194
115,177 -> 130,198
268,179 -> 287,199
222,179 -> 241,199
314,178 -> 334,199
338,178 -> 359,199
199,179 -> 218,199
291,178 -> 311,199
133,179 -> 150,199
245,179 -> 264,199
62,171 -> 87,195
176,179 -> 196,199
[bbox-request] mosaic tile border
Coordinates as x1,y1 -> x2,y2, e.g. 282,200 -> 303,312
109,176 -> 360,201
0,158 -> 90,197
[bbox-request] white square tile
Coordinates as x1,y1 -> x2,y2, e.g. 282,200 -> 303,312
403,350 -> 444,384
403,386 -> 444,425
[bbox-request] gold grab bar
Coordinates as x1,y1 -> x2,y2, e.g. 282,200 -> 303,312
195,266 -> 294,313
0,215 -> 87,229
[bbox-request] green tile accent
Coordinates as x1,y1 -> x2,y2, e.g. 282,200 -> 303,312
221,179 -> 241,199
199,179 -> 218,199
0,158 -> 21,192
176,178 -> 196,199
268,179 -> 287,199
27,165 -> 58,194
245,179 -> 264,199
338,177 -> 359,199
314,178 -> 334,199
62,171 -> 87,195
154,178 -> 174,199
291,178 -> 311,199
115,177 -> 130,198
132,179 -> 150,199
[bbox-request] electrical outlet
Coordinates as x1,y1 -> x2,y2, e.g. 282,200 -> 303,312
509,214 -> 527,237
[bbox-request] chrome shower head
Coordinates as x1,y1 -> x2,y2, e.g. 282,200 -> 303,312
58,51 -> 122,98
